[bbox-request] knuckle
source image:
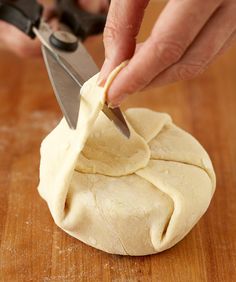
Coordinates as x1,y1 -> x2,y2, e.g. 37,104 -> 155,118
17,45 -> 29,57
16,42 -> 40,58
175,62 -> 205,80
152,39 -> 185,65
103,22 -> 120,43
15,43 -> 33,57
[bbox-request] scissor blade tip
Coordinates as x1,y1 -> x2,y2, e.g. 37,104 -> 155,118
122,127 -> 131,139
65,116 -> 77,130
113,121 -> 131,139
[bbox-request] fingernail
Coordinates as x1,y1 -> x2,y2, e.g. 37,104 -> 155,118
97,77 -> 106,87
107,102 -> 120,109
107,93 -> 128,108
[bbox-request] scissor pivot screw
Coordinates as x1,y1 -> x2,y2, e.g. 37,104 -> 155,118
50,30 -> 78,52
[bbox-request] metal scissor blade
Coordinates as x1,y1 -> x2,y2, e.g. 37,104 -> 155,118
35,23 -> 99,82
37,23 -> 130,137
102,104 -> 130,138
42,46 -> 80,129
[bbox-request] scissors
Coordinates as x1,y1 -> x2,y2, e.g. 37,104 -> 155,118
0,0 -> 130,138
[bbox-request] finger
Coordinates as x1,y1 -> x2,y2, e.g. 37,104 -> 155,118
98,0 -> 150,85
79,0 -> 109,13
217,30 -> 236,56
0,21 -> 41,57
107,0 -> 222,106
0,3 -> 57,58
0,5 -> 59,58
148,3 -> 236,87
100,0 -> 109,12
42,4 -> 57,21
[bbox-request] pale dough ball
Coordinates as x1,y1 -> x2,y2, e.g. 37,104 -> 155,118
38,64 -> 216,256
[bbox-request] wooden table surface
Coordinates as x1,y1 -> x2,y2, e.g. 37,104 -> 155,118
0,2 -> 236,281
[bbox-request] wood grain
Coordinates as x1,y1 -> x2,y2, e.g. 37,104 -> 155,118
0,2 -> 236,281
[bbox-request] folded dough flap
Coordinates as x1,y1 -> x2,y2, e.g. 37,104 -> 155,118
124,108 -> 215,191
75,111 -> 150,176
149,123 -> 216,191
75,108 -> 174,176
125,108 -> 172,143
136,159 -> 213,252
62,172 -> 174,255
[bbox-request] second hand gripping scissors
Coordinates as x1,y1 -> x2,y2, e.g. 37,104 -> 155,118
0,0 -> 130,138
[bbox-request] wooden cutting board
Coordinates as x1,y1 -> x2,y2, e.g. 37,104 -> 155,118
0,2 -> 236,281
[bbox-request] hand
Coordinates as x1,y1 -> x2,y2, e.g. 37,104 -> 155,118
99,0 -> 236,107
0,0 -> 109,57
0,1 -> 55,57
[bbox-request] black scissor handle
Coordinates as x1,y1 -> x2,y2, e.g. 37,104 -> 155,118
56,0 -> 107,40
0,0 -> 107,40
0,0 -> 43,38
